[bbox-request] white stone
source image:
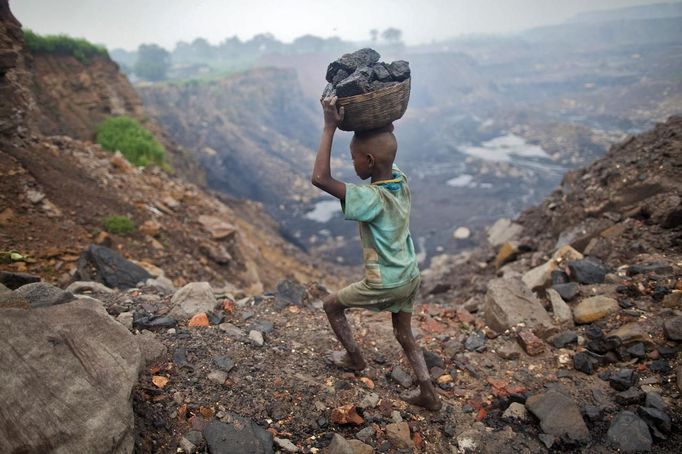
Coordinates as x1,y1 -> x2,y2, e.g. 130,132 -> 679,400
453,226 -> 471,240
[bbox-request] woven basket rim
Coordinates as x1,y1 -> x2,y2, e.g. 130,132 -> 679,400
335,78 -> 411,105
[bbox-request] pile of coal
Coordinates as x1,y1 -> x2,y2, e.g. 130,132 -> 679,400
321,48 -> 410,99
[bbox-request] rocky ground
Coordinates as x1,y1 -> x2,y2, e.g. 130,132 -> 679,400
2,1 -> 681,451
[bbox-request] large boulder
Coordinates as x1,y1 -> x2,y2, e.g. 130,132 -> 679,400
0,299 -> 141,453
484,278 -> 557,339
75,245 -> 151,290
169,282 -> 217,320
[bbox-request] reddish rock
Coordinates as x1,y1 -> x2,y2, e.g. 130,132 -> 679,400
517,330 -> 545,356
331,405 -> 364,425
188,312 -> 209,327
139,219 -> 161,237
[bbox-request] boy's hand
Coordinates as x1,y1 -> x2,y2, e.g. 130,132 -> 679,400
321,96 -> 345,130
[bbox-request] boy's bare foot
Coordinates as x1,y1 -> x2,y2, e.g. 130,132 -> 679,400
326,351 -> 367,372
402,389 -> 443,411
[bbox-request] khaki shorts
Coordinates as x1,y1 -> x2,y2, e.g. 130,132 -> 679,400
336,275 -> 421,313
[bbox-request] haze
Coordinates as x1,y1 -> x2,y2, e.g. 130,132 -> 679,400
12,0 -> 675,50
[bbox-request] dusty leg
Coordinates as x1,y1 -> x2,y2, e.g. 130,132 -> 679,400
323,293 -> 367,371
392,311 -> 442,411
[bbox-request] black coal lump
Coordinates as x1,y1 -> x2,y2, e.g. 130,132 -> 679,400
388,60 -> 411,81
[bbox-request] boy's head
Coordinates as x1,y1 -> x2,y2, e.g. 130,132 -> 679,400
350,124 -> 397,180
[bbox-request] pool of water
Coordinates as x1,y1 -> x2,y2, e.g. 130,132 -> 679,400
459,133 -> 550,162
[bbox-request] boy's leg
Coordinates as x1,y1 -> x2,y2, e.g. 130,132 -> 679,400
323,293 -> 367,371
391,311 -> 442,411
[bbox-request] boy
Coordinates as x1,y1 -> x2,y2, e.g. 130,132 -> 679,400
311,96 -> 441,411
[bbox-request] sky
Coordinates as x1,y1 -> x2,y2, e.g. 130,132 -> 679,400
12,0 -> 677,51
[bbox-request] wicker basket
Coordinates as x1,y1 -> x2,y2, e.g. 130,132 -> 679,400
336,78 -> 411,132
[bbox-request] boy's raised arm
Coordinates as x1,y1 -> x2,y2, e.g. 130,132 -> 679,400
311,96 -> 346,200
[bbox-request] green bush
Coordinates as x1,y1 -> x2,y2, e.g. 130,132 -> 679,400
23,29 -> 108,64
103,215 -> 135,234
95,116 -> 170,170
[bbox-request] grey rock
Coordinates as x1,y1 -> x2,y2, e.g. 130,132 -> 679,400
135,315 -> 176,329
359,392 -> 380,409
218,322 -> 244,339
538,433 -> 555,449
248,319 -> 274,333
551,331 -> 578,348
552,282 -> 579,301
169,282 -> 216,320
208,370 -> 228,385
573,351 -> 599,375
638,406 -> 671,434
324,434 -> 353,454
547,288 -> 574,328
213,355 -> 235,372
203,417 -> 273,454
249,330 -> 264,346
135,330 -> 167,365
391,366 -> 413,388
275,279 -> 307,308
644,392 -> 667,411
14,282 -> 74,308
626,262 -> 673,276
484,278 -> 556,339
610,369 -> 635,391
75,244 -> 151,290
503,402 -> 527,420
355,426 -> 375,442
568,257 -> 611,284
662,315 -> 682,341
65,280 -> 114,294
464,331 -> 486,352
173,347 -> 194,369
274,437 -> 298,452
0,299 -> 141,454
526,389 -> 590,443
391,410 -> 403,423
0,270 -> 40,289
496,343 -> 521,360
184,430 -> 204,446
180,437 -> 197,454
146,276 -> 175,292
615,388 -> 644,405
607,411 -> 652,452
423,349 -> 444,369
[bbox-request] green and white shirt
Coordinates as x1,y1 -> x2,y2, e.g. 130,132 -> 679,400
342,165 -> 420,288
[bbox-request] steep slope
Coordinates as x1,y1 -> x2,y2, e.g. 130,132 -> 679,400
137,68 -> 323,207
25,41 -> 205,185
0,5 -> 345,293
